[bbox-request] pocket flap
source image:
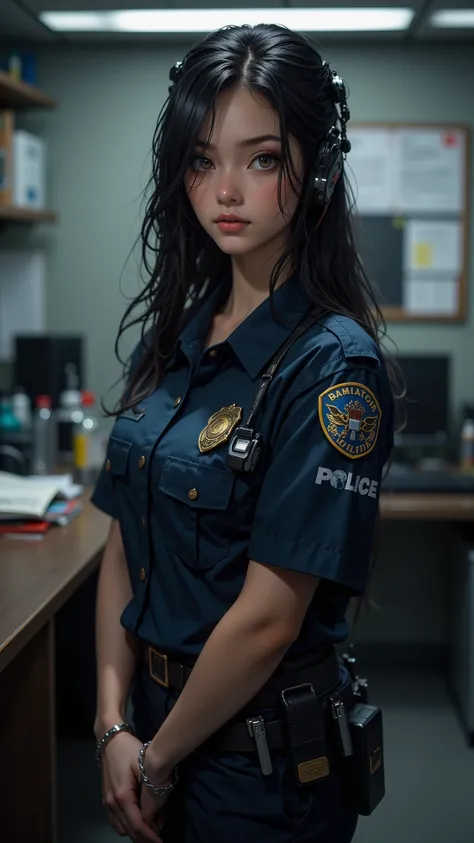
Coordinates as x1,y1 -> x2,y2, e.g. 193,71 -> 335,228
107,436 -> 131,475
159,455 -> 234,510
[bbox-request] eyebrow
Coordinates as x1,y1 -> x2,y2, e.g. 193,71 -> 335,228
195,134 -> 282,151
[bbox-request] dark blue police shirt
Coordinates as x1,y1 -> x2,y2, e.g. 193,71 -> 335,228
92,275 -> 394,659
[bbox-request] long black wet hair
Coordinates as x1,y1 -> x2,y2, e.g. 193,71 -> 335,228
107,23 -> 393,416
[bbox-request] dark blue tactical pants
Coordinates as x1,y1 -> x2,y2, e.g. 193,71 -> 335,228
131,663 -> 358,843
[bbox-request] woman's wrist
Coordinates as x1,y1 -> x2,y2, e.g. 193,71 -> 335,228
144,740 -> 175,785
93,711 -> 127,742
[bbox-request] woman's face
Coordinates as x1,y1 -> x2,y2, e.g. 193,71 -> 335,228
185,85 -> 303,259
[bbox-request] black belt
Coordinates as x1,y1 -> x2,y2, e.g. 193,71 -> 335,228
210,680 -> 355,752
143,643 -> 355,753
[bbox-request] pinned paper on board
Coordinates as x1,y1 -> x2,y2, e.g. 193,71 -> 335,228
404,220 -> 462,276
413,242 -> 433,269
351,123 -> 467,320
392,128 -> 464,214
346,128 -> 395,214
403,278 -> 458,316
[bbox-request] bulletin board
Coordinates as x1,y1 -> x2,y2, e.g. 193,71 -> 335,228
348,124 -> 470,322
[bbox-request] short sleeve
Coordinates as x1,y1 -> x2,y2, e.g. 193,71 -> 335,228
91,339 -> 145,518
248,365 -> 393,595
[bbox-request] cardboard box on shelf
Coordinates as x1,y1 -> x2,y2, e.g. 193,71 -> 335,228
13,130 -> 45,209
0,109 -> 14,206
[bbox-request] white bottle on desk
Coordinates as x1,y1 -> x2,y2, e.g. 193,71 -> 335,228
11,387 -> 32,430
57,364 -> 84,463
31,394 -> 57,475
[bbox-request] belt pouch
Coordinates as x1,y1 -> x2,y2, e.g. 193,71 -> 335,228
345,702 -> 385,816
280,683 -> 330,788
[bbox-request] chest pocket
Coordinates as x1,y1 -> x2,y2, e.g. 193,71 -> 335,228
159,455 -> 234,570
107,436 -> 132,478
105,436 -> 134,509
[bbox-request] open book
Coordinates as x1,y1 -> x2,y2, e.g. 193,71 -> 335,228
0,471 -> 83,521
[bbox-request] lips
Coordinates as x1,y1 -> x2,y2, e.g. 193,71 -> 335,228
214,215 -> 249,223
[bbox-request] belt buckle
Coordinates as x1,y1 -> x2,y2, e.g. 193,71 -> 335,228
149,647 -> 169,688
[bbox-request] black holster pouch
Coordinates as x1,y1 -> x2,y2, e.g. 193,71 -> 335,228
281,683 -> 330,788
345,702 -> 385,816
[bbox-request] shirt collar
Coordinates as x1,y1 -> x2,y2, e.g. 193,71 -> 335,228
179,279 -> 230,356
178,274 -> 312,379
229,277 -> 311,378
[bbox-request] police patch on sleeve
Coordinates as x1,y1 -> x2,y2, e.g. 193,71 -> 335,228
318,381 -> 382,459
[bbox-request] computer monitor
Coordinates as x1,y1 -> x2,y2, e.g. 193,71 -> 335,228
394,355 -> 450,447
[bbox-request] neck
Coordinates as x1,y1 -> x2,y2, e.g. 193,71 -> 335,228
222,240 -> 292,323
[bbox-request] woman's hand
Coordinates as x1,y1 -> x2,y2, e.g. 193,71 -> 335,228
100,732 -> 163,842
139,743 -> 175,835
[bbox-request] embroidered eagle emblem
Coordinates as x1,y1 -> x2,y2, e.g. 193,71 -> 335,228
318,383 -> 382,460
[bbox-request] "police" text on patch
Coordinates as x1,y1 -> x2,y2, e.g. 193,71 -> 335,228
315,466 -> 379,498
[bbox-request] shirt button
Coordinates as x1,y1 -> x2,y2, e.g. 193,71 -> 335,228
174,396 -> 182,407
138,455 -> 146,469
188,488 -> 199,501
139,567 -> 146,582
208,349 -> 218,358
105,459 -> 111,472
141,515 -> 146,529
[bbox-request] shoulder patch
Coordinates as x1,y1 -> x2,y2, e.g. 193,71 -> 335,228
318,381 -> 382,460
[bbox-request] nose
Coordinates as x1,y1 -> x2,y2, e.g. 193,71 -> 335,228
216,170 -> 243,207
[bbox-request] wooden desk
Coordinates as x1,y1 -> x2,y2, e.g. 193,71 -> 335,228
1,488 -> 473,842
380,492 -> 474,521
0,495 -> 110,843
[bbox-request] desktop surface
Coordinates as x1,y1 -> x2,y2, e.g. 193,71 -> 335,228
383,465 -> 474,493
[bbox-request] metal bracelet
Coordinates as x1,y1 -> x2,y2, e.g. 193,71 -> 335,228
138,741 -> 179,797
95,722 -> 135,768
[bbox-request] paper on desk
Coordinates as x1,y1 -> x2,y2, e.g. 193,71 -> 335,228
0,471 -> 83,519
25,474 -> 84,500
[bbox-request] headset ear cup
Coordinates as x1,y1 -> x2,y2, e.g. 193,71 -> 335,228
312,140 -> 343,208
325,153 -> 343,202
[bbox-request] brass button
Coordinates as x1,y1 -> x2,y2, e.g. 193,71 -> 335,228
139,567 -> 146,582
188,488 -> 199,501
208,349 -> 218,358
105,459 -> 111,472
138,455 -> 146,469
141,515 -> 146,529
174,396 -> 182,407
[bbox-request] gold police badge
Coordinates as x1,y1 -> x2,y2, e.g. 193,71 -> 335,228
198,404 -> 243,454
318,381 -> 382,459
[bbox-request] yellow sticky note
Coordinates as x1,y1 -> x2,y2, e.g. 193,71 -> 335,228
414,241 -> 433,269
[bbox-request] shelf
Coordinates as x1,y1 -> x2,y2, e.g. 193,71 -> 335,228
0,73 -> 57,110
0,207 -> 57,223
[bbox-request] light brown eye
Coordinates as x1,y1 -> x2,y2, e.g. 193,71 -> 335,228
190,156 -> 213,171
251,153 -> 280,171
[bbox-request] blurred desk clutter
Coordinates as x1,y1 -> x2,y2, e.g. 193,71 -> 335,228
0,330 -> 107,494
0,329 -> 107,542
0,471 -> 83,539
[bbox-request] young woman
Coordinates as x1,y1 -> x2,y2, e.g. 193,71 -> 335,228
92,23 -> 394,843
